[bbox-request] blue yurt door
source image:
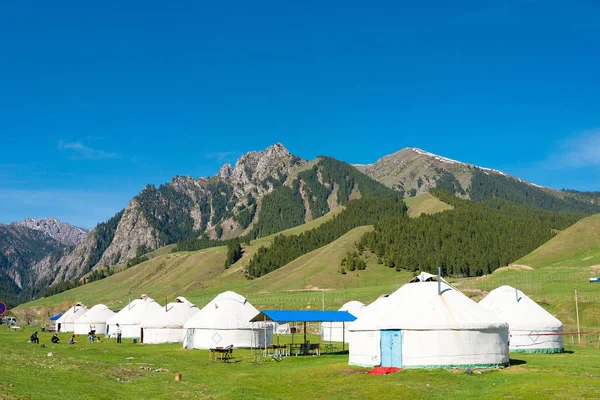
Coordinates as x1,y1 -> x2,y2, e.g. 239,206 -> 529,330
380,330 -> 402,367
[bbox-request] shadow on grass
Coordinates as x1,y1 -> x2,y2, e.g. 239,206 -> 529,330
563,350 -> 575,354
509,359 -> 527,366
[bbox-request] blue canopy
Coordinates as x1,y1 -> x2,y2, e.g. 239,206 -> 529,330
251,310 -> 357,323
49,314 -> 62,321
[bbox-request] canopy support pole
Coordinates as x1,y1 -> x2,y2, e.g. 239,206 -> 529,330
318,323 -> 321,356
304,321 -> 307,355
437,267 -> 441,295
342,322 -> 345,353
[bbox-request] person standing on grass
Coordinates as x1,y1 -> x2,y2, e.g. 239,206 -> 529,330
116,323 -> 122,344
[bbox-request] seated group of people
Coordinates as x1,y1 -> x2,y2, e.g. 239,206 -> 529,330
30,331 -> 79,345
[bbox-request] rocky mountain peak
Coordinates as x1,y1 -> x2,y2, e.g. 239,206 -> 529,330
11,218 -> 88,246
230,143 -> 303,184
219,163 -> 233,180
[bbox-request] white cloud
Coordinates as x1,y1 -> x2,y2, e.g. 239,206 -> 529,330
204,151 -> 238,162
58,140 -> 119,160
551,130 -> 600,168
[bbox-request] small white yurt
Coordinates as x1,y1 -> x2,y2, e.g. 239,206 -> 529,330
479,285 -> 564,353
107,295 -> 163,339
183,291 -> 273,349
55,302 -> 87,332
74,304 -> 116,336
349,273 -> 509,369
322,301 -> 366,343
141,296 -> 199,344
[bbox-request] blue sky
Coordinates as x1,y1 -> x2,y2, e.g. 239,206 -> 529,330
1,1 -> 599,228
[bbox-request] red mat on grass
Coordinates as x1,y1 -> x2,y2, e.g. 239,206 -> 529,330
366,366 -> 401,375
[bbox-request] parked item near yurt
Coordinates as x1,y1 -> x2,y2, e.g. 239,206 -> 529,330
322,301 -> 366,343
273,322 -> 291,334
55,303 -> 87,332
107,295 -> 163,339
348,273 -> 509,369
183,291 -> 273,349
479,285 -> 564,353
74,304 -> 116,336
141,296 -> 199,344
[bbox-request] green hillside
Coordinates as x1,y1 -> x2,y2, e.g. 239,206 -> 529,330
244,226 -> 412,292
16,202 -> 600,338
454,214 -> 600,332
515,213 -> 600,268
15,209 -> 351,311
404,192 -> 453,217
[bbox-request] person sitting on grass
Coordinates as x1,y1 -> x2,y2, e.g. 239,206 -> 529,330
51,333 -> 60,344
30,332 -> 39,344
88,330 -> 95,343
68,335 -> 76,345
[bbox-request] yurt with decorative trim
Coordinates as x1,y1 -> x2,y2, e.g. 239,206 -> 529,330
479,285 -> 564,353
348,273 -> 509,369
183,291 -> 273,349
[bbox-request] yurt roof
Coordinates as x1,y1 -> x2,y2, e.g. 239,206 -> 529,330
142,299 -> 199,329
56,303 -> 87,323
183,291 -> 259,330
107,297 -> 162,326
75,304 -> 115,324
338,300 -> 366,314
479,285 -> 563,331
350,281 -> 507,331
409,271 -> 447,283
339,300 -> 366,315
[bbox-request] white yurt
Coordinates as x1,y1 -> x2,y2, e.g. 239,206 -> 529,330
349,273 -> 509,369
74,304 -> 116,336
183,291 -> 273,349
322,301 -> 366,343
55,302 -> 87,332
479,285 -> 564,353
107,295 -> 163,339
141,296 -> 200,344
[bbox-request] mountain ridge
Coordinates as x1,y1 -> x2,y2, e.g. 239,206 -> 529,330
356,147 -> 600,213
11,218 -> 89,246
3,143 -> 600,306
40,144 -> 394,288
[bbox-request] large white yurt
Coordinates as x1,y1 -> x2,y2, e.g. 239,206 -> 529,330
479,285 -> 564,353
74,304 -> 116,336
107,295 -> 163,339
322,300 -> 366,343
183,291 -> 273,349
55,302 -> 87,332
141,296 -> 199,344
349,273 -> 509,369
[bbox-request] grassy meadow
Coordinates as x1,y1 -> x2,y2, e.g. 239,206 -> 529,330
515,213 -> 600,268
7,199 -> 600,399
404,192 -> 453,217
1,328 -> 599,400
